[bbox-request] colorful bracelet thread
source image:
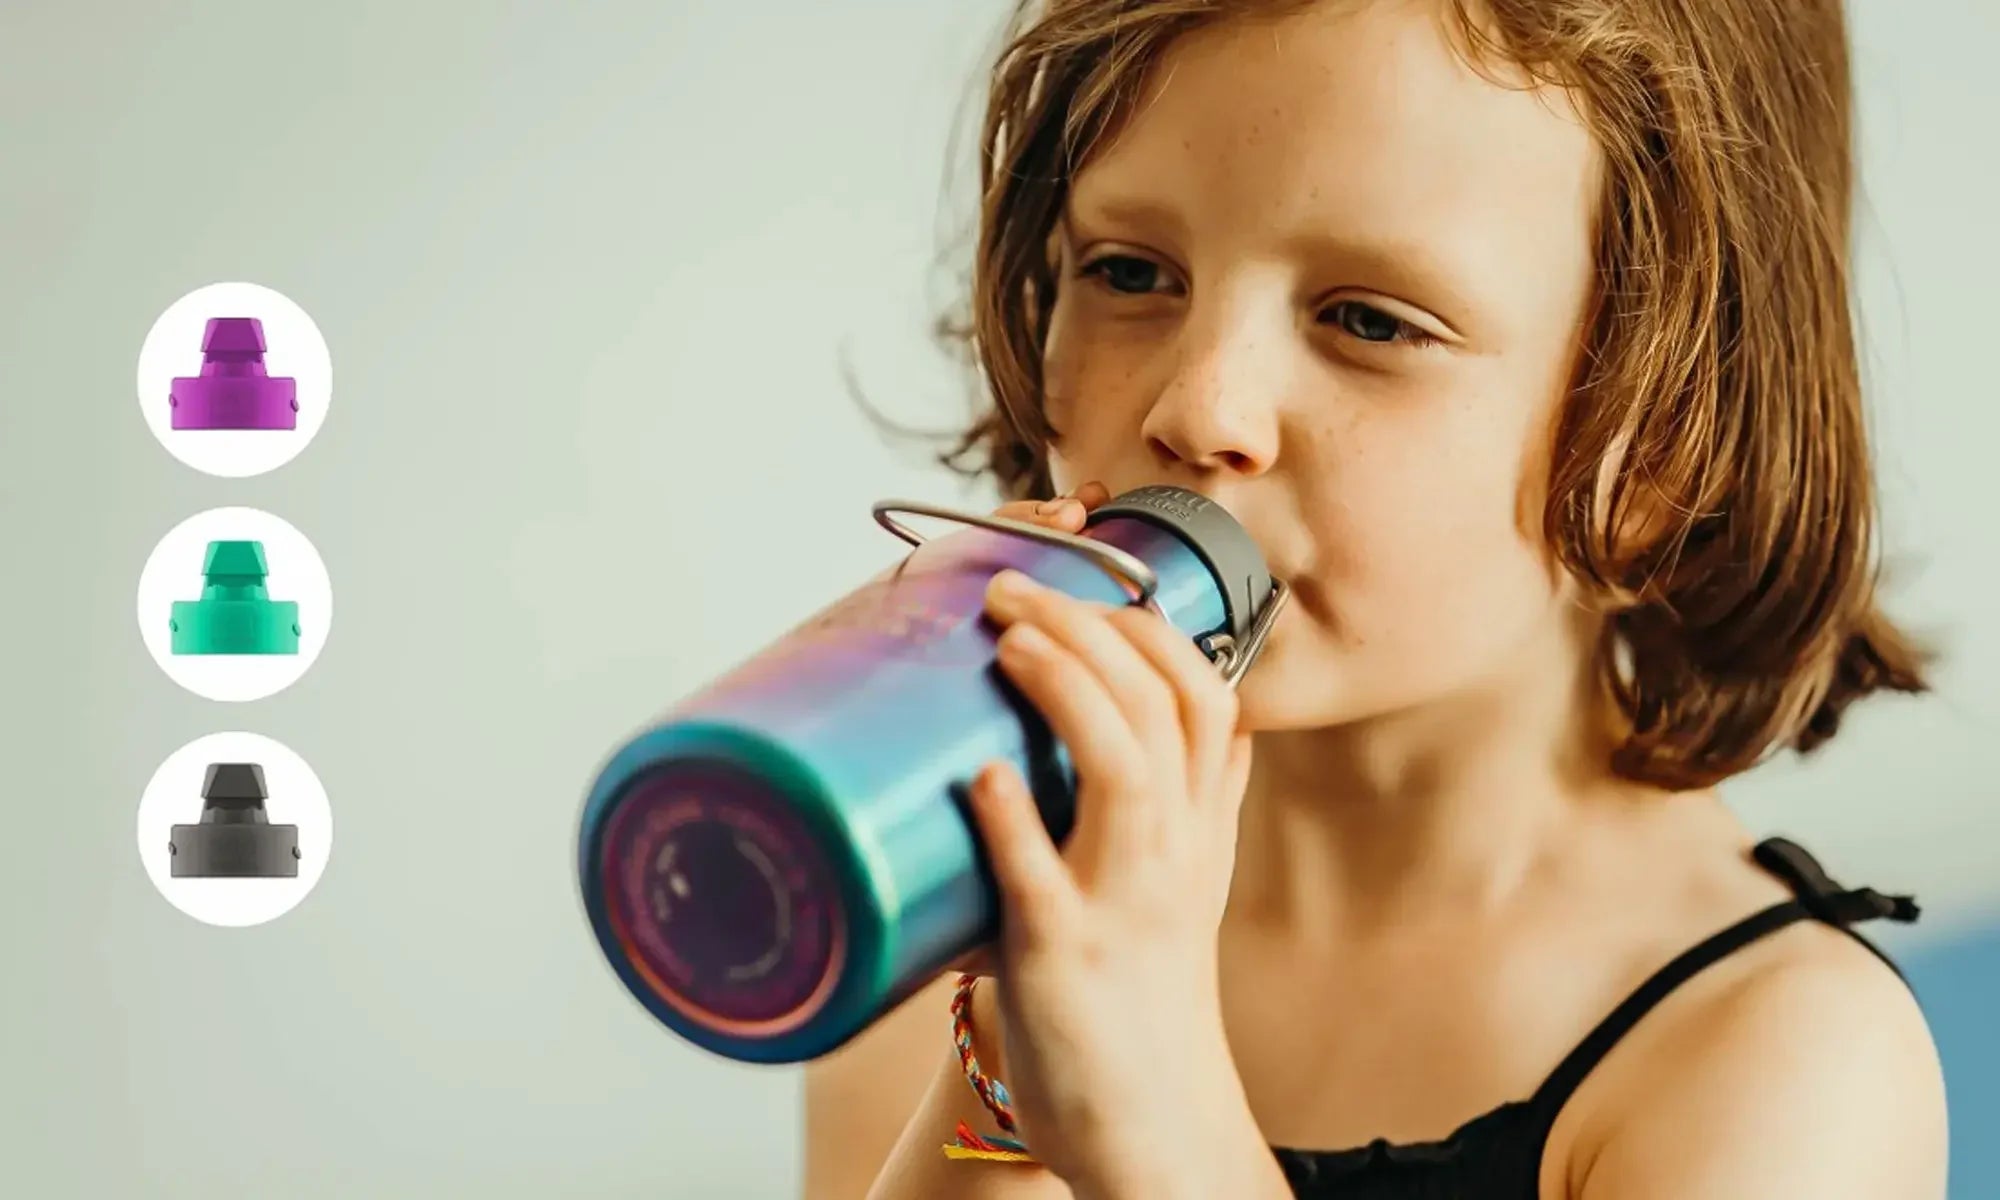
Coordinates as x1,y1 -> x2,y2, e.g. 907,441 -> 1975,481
943,973 -> 1038,1164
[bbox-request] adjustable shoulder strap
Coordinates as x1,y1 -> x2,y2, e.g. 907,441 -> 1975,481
1527,836 -> 1921,1122
1750,836 -> 1922,980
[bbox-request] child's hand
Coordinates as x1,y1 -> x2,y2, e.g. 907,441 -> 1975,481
944,480 -> 1113,979
965,481 -> 1258,1188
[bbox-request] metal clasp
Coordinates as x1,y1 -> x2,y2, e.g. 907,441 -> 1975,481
871,499 -> 1288,691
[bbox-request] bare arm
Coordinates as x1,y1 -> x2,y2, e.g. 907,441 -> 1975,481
803,972 -> 965,1200
1577,933 -> 1948,1199
858,974 -> 1288,1200
861,976 -> 1077,1200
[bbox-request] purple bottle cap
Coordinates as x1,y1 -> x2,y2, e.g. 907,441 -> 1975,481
169,317 -> 299,431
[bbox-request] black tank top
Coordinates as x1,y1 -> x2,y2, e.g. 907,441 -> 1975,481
1267,837 -> 1921,1199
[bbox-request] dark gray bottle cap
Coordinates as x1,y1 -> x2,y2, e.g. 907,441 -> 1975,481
169,763 -> 301,878
1087,485 -> 1274,643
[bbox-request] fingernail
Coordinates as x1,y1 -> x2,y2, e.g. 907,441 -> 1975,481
1000,622 -> 1048,655
990,569 -> 1030,598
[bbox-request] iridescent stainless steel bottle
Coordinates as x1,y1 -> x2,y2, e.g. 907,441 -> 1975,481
576,485 -> 1287,1063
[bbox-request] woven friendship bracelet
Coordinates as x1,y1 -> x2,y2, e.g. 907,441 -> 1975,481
943,973 -> 1038,1164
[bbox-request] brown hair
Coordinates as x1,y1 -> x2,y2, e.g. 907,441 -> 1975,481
927,0 -> 1928,790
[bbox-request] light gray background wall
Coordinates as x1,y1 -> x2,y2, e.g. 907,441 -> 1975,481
1,2 -> 1993,1197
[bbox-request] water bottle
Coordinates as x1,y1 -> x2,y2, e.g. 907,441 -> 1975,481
575,485 -> 1288,1064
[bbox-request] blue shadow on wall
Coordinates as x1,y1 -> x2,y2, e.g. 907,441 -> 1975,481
1904,919 -> 2000,1199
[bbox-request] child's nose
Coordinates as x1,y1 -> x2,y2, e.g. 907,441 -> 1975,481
1140,310 -> 1284,477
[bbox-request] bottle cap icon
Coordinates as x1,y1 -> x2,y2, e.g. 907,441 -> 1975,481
169,763 -> 301,878
169,317 -> 299,431
169,540 -> 301,655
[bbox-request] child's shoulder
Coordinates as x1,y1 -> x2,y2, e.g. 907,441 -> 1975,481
1560,839 -> 1945,1196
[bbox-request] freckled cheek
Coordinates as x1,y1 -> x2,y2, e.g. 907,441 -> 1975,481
1041,330 -> 1157,448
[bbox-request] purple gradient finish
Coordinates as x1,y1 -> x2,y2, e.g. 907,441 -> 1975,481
169,317 -> 298,430
579,513 -> 1234,1060
600,758 -> 845,1028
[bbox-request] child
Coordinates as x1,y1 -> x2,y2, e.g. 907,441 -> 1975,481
811,1 -> 1948,1196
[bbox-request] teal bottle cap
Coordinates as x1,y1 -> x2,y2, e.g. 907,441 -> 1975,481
169,540 -> 301,655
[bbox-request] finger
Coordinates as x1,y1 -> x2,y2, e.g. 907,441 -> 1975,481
987,571 -> 1183,769
1047,480 -> 1111,525
991,617 -> 1157,871
993,498 -> 1085,537
1018,480 -> 1110,525
1067,480 -> 1112,510
1104,604 -> 1241,807
997,477 -> 1106,517
965,759 -> 1078,943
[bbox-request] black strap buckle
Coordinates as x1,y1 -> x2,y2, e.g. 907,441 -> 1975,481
1753,837 -> 1921,926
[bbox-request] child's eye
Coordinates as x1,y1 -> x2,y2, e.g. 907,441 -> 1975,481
1080,254 -> 1175,295
1320,299 -> 1436,347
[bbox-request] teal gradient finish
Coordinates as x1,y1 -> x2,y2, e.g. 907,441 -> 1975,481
578,514 -> 1234,1063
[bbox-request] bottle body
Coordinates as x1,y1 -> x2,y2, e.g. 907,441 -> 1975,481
578,510 -> 1233,1063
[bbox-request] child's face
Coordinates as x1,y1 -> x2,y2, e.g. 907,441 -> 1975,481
1041,0 -> 1607,734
